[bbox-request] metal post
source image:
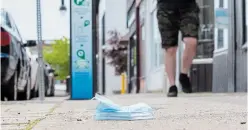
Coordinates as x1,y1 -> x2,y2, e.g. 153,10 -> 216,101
36,0 -> 45,100
227,0 -> 236,92
176,31 -> 182,92
92,0 -> 97,97
135,5 -> 141,94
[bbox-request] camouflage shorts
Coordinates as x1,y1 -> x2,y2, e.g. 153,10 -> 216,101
157,2 -> 200,49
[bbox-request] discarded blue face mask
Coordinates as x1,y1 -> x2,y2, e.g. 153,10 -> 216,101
93,94 -> 154,121
95,112 -> 154,121
120,103 -> 153,113
93,94 -> 121,112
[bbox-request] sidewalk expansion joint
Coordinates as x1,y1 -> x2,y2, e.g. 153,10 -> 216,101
23,101 -> 63,130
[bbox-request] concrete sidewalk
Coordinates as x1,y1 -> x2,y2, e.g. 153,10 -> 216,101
1,93 -> 247,130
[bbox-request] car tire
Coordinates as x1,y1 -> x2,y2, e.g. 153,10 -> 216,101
51,85 -> 55,97
1,85 -> 7,101
46,79 -> 55,97
23,76 -> 31,100
31,88 -> 38,98
51,80 -> 55,96
31,80 -> 38,98
1,88 -> 6,101
18,71 -> 31,100
48,84 -> 55,97
7,71 -> 18,101
44,76 -> 49,97
32,74 -> 39,98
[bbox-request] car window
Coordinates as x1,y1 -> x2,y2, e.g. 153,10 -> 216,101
6,12 -> 23,42
13,25 -> 23,41
5,13 -> 12,28
1,10 -> 7,26
7,13 -> 16,31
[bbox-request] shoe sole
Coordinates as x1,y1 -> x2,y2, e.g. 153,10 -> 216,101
167,92 -> 178,97
182,88 -> 192,93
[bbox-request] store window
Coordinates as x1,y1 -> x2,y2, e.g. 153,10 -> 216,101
194,0 -> 215,58
127,4 -> 135,28
214,0 -> 228,52
139,0 -> 145,23
219,0 -> 224,8
217,29 -> 224,49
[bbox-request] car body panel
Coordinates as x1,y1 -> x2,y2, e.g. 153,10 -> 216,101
26,49 -> 39,90
43,63 -> 55,96
1,9 -> 30,93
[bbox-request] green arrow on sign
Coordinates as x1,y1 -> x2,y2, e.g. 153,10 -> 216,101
74,0 -> 85,6
84,20 -> 90,27
77,49 -> 85,59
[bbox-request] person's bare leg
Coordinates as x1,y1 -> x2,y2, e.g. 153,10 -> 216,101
165,47 -> 177,86
179,37 -> 197,93
181,37 -> 197,74
165,46 -> 178,97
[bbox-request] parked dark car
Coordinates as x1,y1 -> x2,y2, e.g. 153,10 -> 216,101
43,63 -> 57,97
1,9 -> 36,101
32,62 -> 57,97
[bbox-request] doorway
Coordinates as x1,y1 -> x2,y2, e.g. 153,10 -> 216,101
128,34 -> 137,93
190,0 -> 215,92
101,14 -> 106,94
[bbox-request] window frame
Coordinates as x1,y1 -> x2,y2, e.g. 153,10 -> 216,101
127,3 -> 136,28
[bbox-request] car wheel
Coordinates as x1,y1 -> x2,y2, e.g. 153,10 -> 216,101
51,80 -> 55,96
46,79 -> 54,97
31,88 -> 38,98
51,85 -> 55,97
7,71 -> 18,101
31,80 -> 38,98
18,72 -> 31,100
1,87 -> 6,101
25,76 -> 31,100
1,85 -> 7,101
48,83 -> 55,97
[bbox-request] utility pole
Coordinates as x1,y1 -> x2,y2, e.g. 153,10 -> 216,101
36,0 -> 45,100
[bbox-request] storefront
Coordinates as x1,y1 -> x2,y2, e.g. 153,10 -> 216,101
233,0 -> 247,92
126,0 -> 149,93
210,0 -> 247,92
135,0 -> 247,93
186,0 -> 247,92
144,0 -> 167,92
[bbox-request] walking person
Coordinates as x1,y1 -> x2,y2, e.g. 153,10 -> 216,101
156,0 -> 200,97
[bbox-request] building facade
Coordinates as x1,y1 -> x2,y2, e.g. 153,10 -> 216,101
97,0 -> 128,95
212,0 -> 247,92
125,0 -> 247,93
97,0 -> 247,94
125,0 -> 168,93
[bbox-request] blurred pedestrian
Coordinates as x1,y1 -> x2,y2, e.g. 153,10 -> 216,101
156,0 -> 200,97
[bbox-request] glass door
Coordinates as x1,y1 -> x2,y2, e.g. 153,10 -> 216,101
128,34 -> 137,93
190,0 -> 215,92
